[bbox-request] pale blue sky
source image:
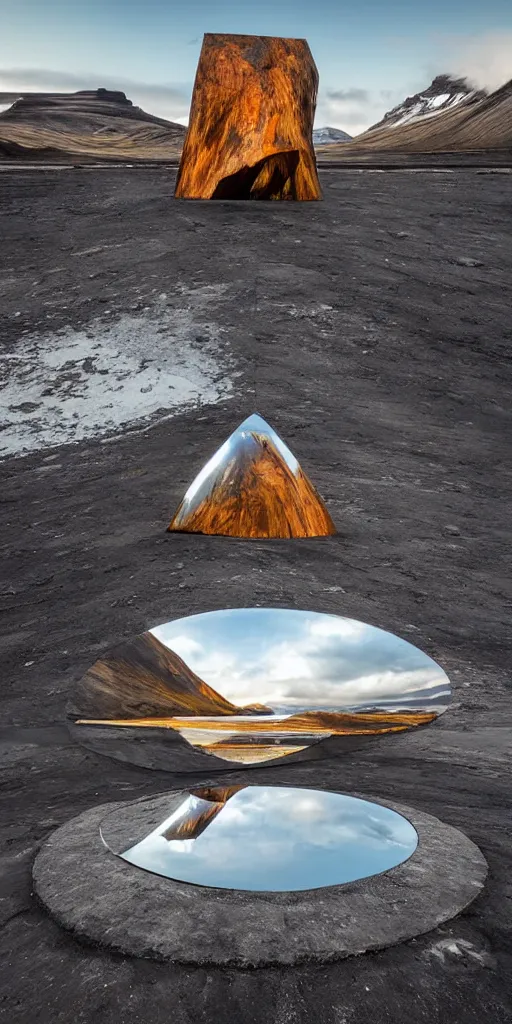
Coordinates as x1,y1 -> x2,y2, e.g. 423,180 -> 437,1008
1,0 -> 511,133
120,786 -> 419,890
150,607 -> 450,710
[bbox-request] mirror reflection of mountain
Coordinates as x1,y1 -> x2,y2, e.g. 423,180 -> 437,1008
71,630 -> 273,721
167,413 -> 336,539
72,608 -> 451,767
106,786 -> 419,891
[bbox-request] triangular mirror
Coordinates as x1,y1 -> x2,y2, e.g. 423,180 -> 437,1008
167,413 -> 336,538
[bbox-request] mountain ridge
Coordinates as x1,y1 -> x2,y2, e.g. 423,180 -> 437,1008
317,75 -> 512,157
0,87 -> 186,161
0,88 -> 177,129
70,630 -> 272,721
2,76 -> 511,163
367,74 -> 487,133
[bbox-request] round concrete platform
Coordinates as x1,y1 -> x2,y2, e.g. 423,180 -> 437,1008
33,790 -> 488,967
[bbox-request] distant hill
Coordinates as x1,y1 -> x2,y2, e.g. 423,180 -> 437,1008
316,76 -> 512,158
312,126 -> 352,145
0,88 -> 186,162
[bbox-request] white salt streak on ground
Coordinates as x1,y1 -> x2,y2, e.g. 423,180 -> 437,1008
0,301 -> 235,459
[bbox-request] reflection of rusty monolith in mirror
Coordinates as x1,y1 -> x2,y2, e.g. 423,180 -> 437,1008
175,33 -> 322,201
162,787 -> 245,841
166,414 -> 336,539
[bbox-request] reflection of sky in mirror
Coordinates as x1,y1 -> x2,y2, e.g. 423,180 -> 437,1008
119,786 -> 418,891
150,608 -> 450,713
179,413 -> 299,507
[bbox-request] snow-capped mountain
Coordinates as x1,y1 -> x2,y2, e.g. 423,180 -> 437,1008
313,126 -> 352,145
367,75 -> 487,133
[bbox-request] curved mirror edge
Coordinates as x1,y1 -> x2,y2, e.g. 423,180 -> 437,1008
100,786 -> 420,892
70,608 -> 451,769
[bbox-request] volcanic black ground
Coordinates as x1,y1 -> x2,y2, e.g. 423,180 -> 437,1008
0,167 -> 511,1022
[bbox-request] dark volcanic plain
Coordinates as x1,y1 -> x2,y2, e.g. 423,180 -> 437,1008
0,167 -> 511,1022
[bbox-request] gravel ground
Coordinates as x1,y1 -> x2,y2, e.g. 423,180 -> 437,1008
0,166 -> 511,1023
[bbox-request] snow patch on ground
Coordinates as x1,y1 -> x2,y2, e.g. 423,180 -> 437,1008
0,297 -> 235,459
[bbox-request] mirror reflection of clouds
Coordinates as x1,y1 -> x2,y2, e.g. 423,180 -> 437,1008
179,414 -> 299,508
150,608 -> 450,712
120,787 -> 418,891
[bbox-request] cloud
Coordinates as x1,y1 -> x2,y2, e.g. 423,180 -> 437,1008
316,28 -> 512,135
0,68 -> 191,122
315,85 -> 405,136
122,788 -> 417,888
308,616 -> 366,640
326,88 -> 369,103
153,633 -> 203,657
437,31 -> 512,92
152,610 -> 447,710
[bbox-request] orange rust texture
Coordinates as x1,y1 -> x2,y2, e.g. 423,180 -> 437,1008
72,631 -> 272,721
187,786 -> 246,802
76,709 -> 437,735
168,433 -> 336,539
162,786 -> 243,841
175,33 -> 322,200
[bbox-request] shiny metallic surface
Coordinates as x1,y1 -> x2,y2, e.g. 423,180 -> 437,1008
167,413 -> 336,538
100,786 -> 419,892
101,785 -> 419,891
71,607 -> 451,769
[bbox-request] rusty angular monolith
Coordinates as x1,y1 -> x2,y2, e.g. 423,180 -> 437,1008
175,33 -> 322,201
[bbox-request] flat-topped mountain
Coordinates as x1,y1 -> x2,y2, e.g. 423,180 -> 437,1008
0,87 -> 186,162
0,88 -> 173,128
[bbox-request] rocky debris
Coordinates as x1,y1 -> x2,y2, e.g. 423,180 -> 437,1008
456,256 -> 484,267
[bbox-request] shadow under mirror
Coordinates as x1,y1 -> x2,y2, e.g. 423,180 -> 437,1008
100,785 -> 419,891
70,608 -> 451,770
